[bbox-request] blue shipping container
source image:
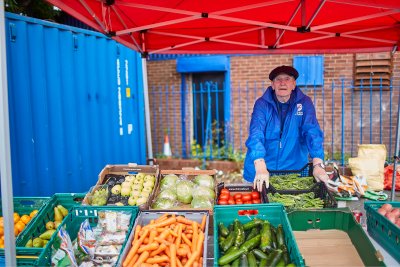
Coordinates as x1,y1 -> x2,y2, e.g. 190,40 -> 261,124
5,13 -> 146,197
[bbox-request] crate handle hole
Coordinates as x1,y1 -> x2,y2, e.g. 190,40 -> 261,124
307,219 -> 313,224
238,210 -> 258,216
18,200 -> 35,206
316,218 -> 321,223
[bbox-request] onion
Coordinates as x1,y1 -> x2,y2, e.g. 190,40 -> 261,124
396,218 -> 400,228
386,213 -> 397,224
381,203 -> 393,211
378,208 -> 387,216
390,208 -> 400,218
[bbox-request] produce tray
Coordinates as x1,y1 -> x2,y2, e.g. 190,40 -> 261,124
17,193 -> 85,252
365,201 -> 400,263
37,206 -> 139,266
269,163 -> 313,177
215,182 -> 267,204
119,210 -> 210,267
287,208 -> 385,266
150,169 -> 217,213
265,182 -> 337,209
213,203 -> 303,267
0,197 -> 50,265
83,164 -> 159,210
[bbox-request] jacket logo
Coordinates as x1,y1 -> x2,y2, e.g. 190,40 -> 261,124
296,104 -> 303,115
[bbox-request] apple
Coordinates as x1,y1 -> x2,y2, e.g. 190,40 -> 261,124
111,184 -> 121,195
121,187 -> 131,197
131,183 -> 143,191
128,196 -> 137,206
140,191 -> 151,197
142,186 -> 153,193
144,175 -> 156,183
136,173 -> 145,180
133,178 -> 144,185
136,197 -> 147,206
143,180 -> 155,188
121,181 -> 132,188
130,190 -> 141,198
125,175 -> 135,182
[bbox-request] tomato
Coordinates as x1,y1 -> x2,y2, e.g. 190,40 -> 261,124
221,188 -> 230,195
229,196 -> 235,202
218,199 -> 228,205
228,199 -> 235,205
235,200 -> 243,205
252,199 -> 261,204
242,194 -> 252,202
251,191 -> 260,199
219,194 -> 229,201
244,201 -> 252,204
234,193 -> 242,200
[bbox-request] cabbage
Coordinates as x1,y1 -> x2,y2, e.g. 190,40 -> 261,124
192,185 -> 215,200
152,198 -> 175,209
191,196 -> 213,209
176,180 -> 194,204
160,174 -> 178,190
158,189 -> 177,202
194,174 -> 215,189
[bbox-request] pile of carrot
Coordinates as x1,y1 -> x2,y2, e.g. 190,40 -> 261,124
122,213 -> 207,267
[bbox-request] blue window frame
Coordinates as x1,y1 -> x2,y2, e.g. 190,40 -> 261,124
293,56 -> 324,86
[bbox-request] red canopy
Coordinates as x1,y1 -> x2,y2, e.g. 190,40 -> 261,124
47,0 -> 400,54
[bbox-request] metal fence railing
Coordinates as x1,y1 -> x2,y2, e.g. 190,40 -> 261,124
149,78 -> 400,165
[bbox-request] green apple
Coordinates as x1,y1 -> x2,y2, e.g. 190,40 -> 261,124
136,173 -> 145,180
136,196 -> 147,206
143,180 -> 154,188
142,186 -> 153,193
128,196 -> 137,206
130,190 -> 141,198
131,183 -> 143,191
121,186 -> 131,197
144,175 -> 156,183
140,190 -> 151,197
125,175 -> 135,182
111,184 -> 121,195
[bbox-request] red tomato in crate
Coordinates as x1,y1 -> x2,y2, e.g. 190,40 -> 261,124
242,194 -> 252,202
218,199 -> 228,205
228,199 -> 235,205
234,193 -> 242,200
244,201 -> 252,204
251,191 -> 260,199
252,199 -> 261,204
221,188 -> 230,195
236,200 -> 243,205
219,194 -> 229,201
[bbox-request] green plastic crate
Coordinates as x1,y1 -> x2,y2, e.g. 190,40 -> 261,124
16,193 -> 86,258
365,201 -> 400,263
0,197 -> 50,265
37,205 -> 139,266
288,208 -> 385,267
213,203 -> 303,267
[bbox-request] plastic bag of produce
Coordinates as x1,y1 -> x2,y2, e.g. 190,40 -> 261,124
191,196 -> 213,209
192,185 -> 215,200
152,198 -> 176,209
176,179 -> 194,204
160,174 -> 178,191
157,188 -> 177,202
51,228 -> 78,267
194,174 -> 215,189
384,165 -> 400,191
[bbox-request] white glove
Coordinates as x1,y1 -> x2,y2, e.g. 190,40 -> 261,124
313,163 -> 329,183
254,159 -> 269,192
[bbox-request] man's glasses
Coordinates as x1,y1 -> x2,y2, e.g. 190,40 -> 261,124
273,76 -> 293,83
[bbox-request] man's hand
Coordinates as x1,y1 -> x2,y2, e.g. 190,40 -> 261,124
313,166 -> 329,183
254,159 -> 269,192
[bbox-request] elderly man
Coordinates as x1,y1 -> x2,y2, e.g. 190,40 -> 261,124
244,65 -> 329,191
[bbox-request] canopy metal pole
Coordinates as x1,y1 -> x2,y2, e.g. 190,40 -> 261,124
0,3 -> 17,266
141,57 -> 154,164
390,90 -> 400,201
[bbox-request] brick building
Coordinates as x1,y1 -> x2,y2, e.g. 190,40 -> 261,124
147,52 -> 400,162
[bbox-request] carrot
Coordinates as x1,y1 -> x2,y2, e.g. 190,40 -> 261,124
181,258 -> 187,265
150,219 -> 155,224
144,217 -> 177,229
145,255 -> 170,264
154,229 -> 170,243
176,216 -> 194,225
165,246 -> 171,257
124,228 -> 150,267
193,262 -> 199,267
183,250 -> 200,267
199,257 -> 203,266
155,213 -> 169,223
143,237 -> 149,244
149,230 -> 158,244
196,232 -> 204,261
169,229 -> 178,237
170,244 -> 177,267
175,224 -> 182,247
200,215 -> 206,232
184,229 -> 193,234
138,242 -> 159,254
181,233 -> 192,247
133,251 -> 150,267
124,254 -> 138,267
138,263 -> 153,267
186,234 -> 192,239
150,243 -> 167,257
176,257 -> 184,267
176,247 -> 188,257
191,222 -> 198,253
134,225 -> 142,240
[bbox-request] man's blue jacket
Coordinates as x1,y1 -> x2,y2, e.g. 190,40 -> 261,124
243,86 -> 324,182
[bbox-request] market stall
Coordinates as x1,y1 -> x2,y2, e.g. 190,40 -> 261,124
1,0 -> 400,266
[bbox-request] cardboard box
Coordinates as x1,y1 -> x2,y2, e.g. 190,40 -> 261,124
83,164 -> 159,210
150,169 -> 217,213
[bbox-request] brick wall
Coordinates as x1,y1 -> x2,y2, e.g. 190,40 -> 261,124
147,52 -> 400,161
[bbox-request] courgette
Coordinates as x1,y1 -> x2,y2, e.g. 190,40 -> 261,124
258,258 -> 267,267
239,254 -> 248,267
219,222 -> 230,237
271,225 -> 278,249
260,221 -> 273,253
265,249 -> 283,267
221,230 -> 236,252
231,258 -> 240,267
243,218 -> 263,230
234,219 -> 245,247
247,251 -> 257,267
218,248 -> 245,266
252,249 -> 267,260
276,224 -> 285,248
276,257 -> 285,267
246,227 -> 259,241
281,245 -> 290,265
239,234 -> 261,253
